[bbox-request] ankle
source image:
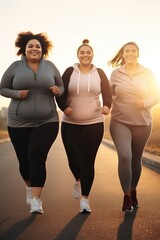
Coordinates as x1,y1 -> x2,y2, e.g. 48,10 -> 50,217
124,192 -> 131,197
75,179 -> 80,182
81,196 -> 88,199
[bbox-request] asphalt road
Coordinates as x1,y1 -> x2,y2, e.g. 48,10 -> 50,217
0,133 -> 160,240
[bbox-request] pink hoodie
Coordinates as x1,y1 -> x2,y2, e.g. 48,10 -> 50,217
110,64 -> 159,125
62,63 -> 110,125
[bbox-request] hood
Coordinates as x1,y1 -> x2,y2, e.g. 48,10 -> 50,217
73,63 -> 97,94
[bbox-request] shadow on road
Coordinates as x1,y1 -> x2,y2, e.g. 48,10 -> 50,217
117,208 -> 138,240
0,215 -> 36,240
54,213 -> 90,240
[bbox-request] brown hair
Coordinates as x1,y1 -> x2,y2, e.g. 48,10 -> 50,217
15,31 -> 53,57
77,39 -> 93,55
108,42 -> 139,68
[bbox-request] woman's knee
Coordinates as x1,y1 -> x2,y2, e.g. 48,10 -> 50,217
118,152 -> 131,165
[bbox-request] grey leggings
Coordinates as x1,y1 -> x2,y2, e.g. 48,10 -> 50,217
109,120 -> 151,193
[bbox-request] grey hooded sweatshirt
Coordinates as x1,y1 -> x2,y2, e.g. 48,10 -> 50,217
0,57 -> 64,127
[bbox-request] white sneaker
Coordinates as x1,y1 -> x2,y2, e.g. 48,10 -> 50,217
80,197 -> 91,213
30,197 -> 43,214
73,181 -> 81,199
26,187 -> 32,204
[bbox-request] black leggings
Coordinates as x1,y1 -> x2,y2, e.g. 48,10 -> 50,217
8,122 -> 59,187
61,122 -> 104,196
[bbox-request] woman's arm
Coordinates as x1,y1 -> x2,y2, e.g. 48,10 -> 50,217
0,62 -> 22,99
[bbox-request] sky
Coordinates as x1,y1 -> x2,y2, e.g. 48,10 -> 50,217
0,0 -> 160,109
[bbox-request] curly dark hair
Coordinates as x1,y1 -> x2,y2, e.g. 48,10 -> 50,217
15,31 -> 53,57
108,42 -> 139,68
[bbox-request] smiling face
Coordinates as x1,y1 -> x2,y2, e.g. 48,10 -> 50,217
77,45 -> 93,66
25,39 -> 42,63
123,44 -> 139,65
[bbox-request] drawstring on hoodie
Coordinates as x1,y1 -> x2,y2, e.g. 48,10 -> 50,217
88,72 -> 91,93
77,71 -> 91,95
77,71 -> 80,95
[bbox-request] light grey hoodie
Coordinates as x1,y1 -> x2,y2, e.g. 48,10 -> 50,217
0,57 -> 64,127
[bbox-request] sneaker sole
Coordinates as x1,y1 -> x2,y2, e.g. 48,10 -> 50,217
30,209 -> 43,214
122,208 -> 134,216
80,209 -> 91,213
122,205 -> 133,211
133,204 -> 139,208
30,210 -> 43,214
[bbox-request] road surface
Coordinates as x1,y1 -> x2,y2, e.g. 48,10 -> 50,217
0,133 -> 160,240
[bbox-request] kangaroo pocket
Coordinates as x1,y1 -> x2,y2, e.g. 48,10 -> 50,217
9,95 -> 54,121
68,96 -> 101,122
